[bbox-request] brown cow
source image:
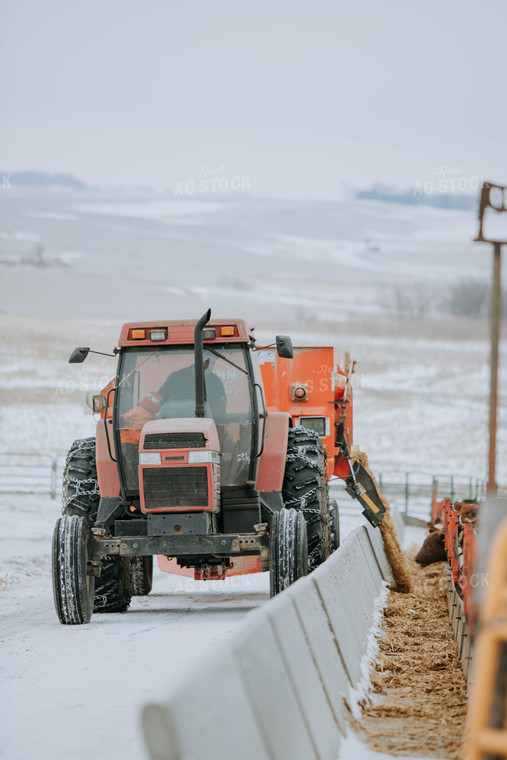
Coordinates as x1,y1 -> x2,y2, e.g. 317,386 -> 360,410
415,500 -> 479,567
415,522 -> 447,567
454,499 -> 478,525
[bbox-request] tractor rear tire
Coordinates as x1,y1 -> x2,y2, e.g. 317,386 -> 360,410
329,499 -> 340,551
93,556 -> 132,613
62,437 -> 131,615
282,427 -> 331,571
130,556 -> 153,596
269,508 -> 308,597
52,515 -> 95,625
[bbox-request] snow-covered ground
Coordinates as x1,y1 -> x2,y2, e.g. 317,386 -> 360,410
338,732 -> 429,760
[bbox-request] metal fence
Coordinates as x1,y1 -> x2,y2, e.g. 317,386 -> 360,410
0,451 -> 488,522
331,470 -> 487,522
378,469 -> 486,514
0,452 -> 66,499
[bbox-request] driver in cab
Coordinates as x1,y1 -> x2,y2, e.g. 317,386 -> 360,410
121,356 -> 225,445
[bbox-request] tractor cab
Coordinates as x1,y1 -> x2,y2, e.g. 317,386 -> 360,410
116,342 -> 256,495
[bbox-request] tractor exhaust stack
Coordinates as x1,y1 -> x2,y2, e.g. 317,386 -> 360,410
194,308 -> 212,418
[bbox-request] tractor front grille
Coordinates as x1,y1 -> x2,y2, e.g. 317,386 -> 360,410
144,432 -> 206,450
142,466 -> 208,510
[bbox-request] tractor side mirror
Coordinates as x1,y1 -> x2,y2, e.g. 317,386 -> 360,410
69,347 -> 90,364
275,335 -> 294,359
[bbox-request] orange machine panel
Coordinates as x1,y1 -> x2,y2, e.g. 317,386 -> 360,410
118,319 -> 254,347
258,346 -> 353,481
256,411 -> 290,492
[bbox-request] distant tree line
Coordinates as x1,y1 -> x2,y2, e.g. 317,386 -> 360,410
380,279 -> 507,320
0,171 -> 86,190
356,184 -> 476,211
446,280 -> 490,318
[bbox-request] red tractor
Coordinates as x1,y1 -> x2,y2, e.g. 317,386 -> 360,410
52,310 -> 385,624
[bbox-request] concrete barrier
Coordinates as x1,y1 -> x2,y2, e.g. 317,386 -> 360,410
365,522 -> 395,585
231,605 -> 317,760
263,592 -> 342,759
142,515 -> 404,760
311,530 -> 382,688
286,577 -> 349,734
142,654 -> 267,760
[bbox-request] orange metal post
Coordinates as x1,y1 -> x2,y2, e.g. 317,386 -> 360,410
465,515 -> 507,759
462,524 -> 477,627
488,243 -> 502,494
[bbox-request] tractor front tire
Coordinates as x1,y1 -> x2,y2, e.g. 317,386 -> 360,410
329,499 -> 340,551
62,437 -> 131,615
52,515 -> 95,625
282,427 -> 331,571
130,556 -> 153,596
62,437 -> 100,524
270,508 -> 308,597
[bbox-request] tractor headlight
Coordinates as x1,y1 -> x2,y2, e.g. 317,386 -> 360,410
139,452 -> 162,465
188,451 -> 220,464
150,329 -> 167,341
297,417 -> 329,436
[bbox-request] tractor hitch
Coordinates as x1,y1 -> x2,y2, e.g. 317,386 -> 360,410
345,460 -> 386,528
91,532 -> 269,560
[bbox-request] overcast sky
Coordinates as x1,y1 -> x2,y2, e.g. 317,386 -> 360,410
0,0 -> 505,198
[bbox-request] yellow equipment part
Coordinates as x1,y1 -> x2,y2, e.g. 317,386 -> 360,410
465,515 -> 507,759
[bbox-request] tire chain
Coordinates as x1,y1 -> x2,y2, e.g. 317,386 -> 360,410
62,438 -> 100,512
61,438 -> 131,613
63,478 -> 100,511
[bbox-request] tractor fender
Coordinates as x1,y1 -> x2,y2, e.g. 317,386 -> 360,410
256,412 -> 290,493
96,421 -> 120,498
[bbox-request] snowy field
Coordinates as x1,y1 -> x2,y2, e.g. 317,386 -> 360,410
0,189 -> 502,759
0,188 -> 489,325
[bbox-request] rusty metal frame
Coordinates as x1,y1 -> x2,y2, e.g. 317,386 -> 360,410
474,182 -> 506,493
465,514 -> 507,758
475,181 -> 507,244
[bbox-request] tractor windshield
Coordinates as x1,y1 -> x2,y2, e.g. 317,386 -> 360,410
116,344 -> 254,492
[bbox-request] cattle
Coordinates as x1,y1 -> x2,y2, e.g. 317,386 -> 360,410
415,522 -> 447,567
415,500 -> 479,567
454,499 -> 478,525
